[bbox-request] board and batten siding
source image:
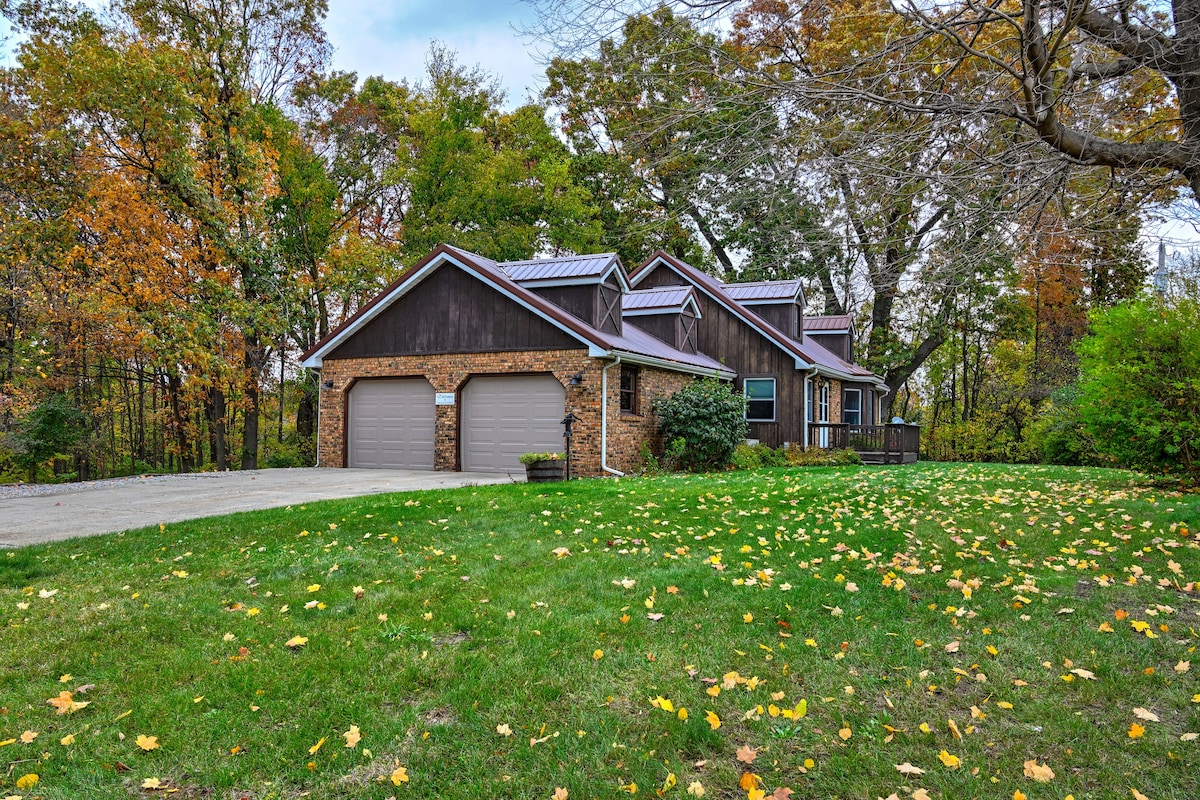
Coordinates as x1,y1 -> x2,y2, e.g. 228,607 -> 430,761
328,265 -> 579,359
636,263 -> 806,447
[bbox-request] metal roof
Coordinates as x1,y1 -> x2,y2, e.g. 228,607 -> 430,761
622,286 -> 697,312
499,253 -> 621,283
805,314 -> 854,332
724,280 -> 803,303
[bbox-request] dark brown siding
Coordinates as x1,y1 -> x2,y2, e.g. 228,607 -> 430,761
599,281 -> 623,335
679,308 -> 697,353
627,315 -> 675,347
751,303 -> 799,339
531,285 -> 596,326
810,332 -> 851,362
637,264 -> 687,289
329,265 -> 578,359
692,293 -> 806,447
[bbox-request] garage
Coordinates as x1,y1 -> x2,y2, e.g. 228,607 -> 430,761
346,378 -> 435,469
461,375 -> 565,472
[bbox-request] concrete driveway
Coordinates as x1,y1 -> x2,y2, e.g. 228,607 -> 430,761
0,468 -> 519,548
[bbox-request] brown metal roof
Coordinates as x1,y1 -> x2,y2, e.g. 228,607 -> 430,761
724,280 -> 803,303
622,286 -> 697,312
805,314 -> 854,332
499,253 -> 622,283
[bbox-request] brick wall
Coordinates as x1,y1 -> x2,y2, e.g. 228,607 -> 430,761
316,350 -> 692,477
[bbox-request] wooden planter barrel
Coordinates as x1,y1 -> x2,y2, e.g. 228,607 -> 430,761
525,459 -> 566,482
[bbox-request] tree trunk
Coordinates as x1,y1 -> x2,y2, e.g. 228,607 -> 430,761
241,340 -> 262,470
208,386 -> 228,470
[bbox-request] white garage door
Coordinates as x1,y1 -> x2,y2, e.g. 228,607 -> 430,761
461,375 -> 565,472
347,378 -> 435,469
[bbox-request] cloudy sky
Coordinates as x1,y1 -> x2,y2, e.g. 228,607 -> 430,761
2,0 -> 549,105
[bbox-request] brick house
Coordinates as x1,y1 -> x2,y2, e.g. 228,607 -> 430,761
301,244 -> 896,477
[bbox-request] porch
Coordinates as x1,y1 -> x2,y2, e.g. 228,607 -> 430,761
807,423 -> 921,464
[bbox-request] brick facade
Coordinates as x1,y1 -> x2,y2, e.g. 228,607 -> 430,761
316,349 -> 693,477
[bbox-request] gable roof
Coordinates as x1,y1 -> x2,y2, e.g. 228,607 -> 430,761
629,251 -> 885,388
300,244 -> 732,379
805,314 -> 855,334
622,286 -> 701,317
724,279 -> 805,306
499,253 -> 630,291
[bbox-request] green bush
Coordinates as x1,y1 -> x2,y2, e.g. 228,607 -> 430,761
732,443 -> 788,470
654,378 -> 748,471
1026,387 -> 1104,467
12,394 -> 86,483
785,446 -> 862,466
1076,295 -> 1200,476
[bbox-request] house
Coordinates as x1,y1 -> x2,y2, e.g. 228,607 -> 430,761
300,244 -> 735,477
300,244 -> 905,477
629,252 -> 890,451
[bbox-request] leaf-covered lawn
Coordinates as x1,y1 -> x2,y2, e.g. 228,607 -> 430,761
2,462 -> 1198,800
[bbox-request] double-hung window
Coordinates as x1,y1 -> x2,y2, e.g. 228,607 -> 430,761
744,378 -> 776,422
619,366 -> 639,414
843,388 -> 862,425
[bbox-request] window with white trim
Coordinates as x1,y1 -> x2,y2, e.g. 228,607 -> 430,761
744,378 -> 776,422
818,381 -> 830,422
843,388 -> 862,425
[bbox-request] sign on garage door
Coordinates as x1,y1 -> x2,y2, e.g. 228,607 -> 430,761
461,375 -> 565,472
347,378 -> 435,469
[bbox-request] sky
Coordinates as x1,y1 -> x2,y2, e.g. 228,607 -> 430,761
1,0 -> 548,106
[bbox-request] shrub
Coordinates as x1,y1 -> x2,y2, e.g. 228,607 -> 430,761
1026,387 -> 1104,467
785,446 -> 862,466
1076,296 -> 1200,476
518,451 -> 564,465
732,443 -> 788,470
654,378 -> 748,471
11,394 -> 86,483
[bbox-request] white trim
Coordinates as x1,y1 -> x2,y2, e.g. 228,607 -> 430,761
744,377 -> 777,423
611,350 -> 735,380
632,257 -> 813,370
301,253 -> 607,368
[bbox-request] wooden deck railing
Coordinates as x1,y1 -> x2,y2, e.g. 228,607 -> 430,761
806,423 -> 921,464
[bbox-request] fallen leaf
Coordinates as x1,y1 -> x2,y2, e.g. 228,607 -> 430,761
938,749 -> 961,769
1070,668 -> 1096,680
60,733 -> 76,746
1176,660 -> 1191,673
1132,708 -> 1160,723
736,744 -> 758,764
1128,723 -> 1146,739
553,788 -> 569,800
705,710 -> 721,730
343,724 -> 361,748
15,774 -> 38,790
497,723 -> 513,737
593,649 -> 604,660
686,780 -> 705,796
286,635 -> 308,649
308,737 -> 326,754
1131,790 -> 1148,800
1023,759 -> 1054,782
19,730 -> 38,744
1179,732 -> 1198,741
136,734 -> 159,751
945,640 -> 960,653
895,762 -> 926,775
391,765 -> 409,785
46,690 -> 89,715
838,725 -> 852,741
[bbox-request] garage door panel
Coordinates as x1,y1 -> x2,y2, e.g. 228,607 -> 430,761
462,375 -> 564,472
348,379 -> 435,469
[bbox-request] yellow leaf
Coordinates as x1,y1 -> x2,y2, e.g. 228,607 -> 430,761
1070,668 -> 1096,680
286,635 -> 308,648
307,584 -> 321,592
662,772 -> 677,792
136,734 -> 159,751
47,690 -> 89,715
794,699 -> 807,718
343,724 -> 361,748
895,762 -> 926,775
620,781 -> 637,794
997,701 -> 1014,710
651,696 -> 674,713
938,749 -> 960,769
706,686 -> 720,697
593,649 -> 604,661
705,710 -> 721,730
739,772 -> 761,791
1023,759 -> 1054,782
743,613 -> 754,623
947,718 -> 962,740
60,733 -> 76,746
1133,708 -> 1160,722
1175,660 -> 1191,673
838,725 -> 852,741
1013,792 -> 1027,800
19,730 -> 38,744
1098,621 -> 1114,633
0,738 -> 15,746
15,773 -> 38,790
142,776 -> 163,789
391,765 -> 409,785
1131,790 -> 1149,800
677,707 -> 688,720
686,780 -> 705,796
1128,723 -> 1146,739
918,722 -> 932,734
553,788 -> 569,800
496,723 -> 513,737
308,737 -> 326,754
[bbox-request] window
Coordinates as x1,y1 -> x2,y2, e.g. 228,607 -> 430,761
619,366 -> 639,414
744,378 -> 776,422
818,381 -> 830,422
843,389 -> 862,425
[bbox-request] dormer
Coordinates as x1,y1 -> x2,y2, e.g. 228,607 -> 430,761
622,286 -> 701,354
805,314 -> 855,362
724,280 -> 805,339
501,253 -> 629,335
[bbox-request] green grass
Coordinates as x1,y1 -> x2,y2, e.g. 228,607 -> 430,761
1,462 -> 1198,799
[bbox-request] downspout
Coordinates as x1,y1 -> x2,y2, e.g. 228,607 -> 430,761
314,373 -> 322,467
601,356 -> 625,476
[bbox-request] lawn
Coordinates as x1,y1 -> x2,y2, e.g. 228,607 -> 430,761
1,462 -> 1198,800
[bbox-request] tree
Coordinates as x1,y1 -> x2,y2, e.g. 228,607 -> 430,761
11,392 -> 85,481
1076,295 -> 1200,476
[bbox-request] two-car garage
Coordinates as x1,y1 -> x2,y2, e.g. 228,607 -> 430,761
345,375 -> 565,472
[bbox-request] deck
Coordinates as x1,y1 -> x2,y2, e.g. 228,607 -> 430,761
806,423 -> 921,464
